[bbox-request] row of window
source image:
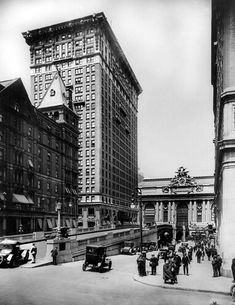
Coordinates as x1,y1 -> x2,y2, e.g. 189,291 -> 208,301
34,46 -> 94,64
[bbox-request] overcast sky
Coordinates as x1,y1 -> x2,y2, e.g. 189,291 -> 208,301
0,0 -> 214,179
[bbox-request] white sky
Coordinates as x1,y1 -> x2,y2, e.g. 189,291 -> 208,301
0,0 -> 214,179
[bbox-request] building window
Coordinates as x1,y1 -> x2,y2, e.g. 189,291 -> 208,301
75,68 -> 83,75
86,178 -> 90,185
88,208 -> 94,216
47,152 -> 51,161
37,180 -> 41,189
197,204 -> 202,222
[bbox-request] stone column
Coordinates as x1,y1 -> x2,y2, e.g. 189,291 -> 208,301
193,201 -> 197,222
160,202 -> 163,222
206,200 -> 210,222
202,200 -> 206,222
188,201 -> 192,223
172,202 -> 176,224
83,208 -> 88,228
155,202 -> 159,223
168,202 -> 171,222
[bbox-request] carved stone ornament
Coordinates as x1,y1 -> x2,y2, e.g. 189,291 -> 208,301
162,167 -> 203,194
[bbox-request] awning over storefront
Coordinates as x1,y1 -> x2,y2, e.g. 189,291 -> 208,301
0,193 -> 5,201
28,159 -> 34,168
47,219 -> 53,229
37,219 -> 43,229
65,188 -> 71,194
12,194 -> 29,204
27,197 -> 34,204
72,189 -> 77,195
65,219 -> 71,228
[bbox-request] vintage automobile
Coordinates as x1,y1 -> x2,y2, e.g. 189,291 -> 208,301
158,247 -> 168,259
120,241 -> 137,255
142,242 -> 157,252
82,245 -> 112,272
0,239 -> 29,267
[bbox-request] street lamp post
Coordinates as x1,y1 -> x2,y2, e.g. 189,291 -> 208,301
132,188 -> 143,253
56,201 -> 62,235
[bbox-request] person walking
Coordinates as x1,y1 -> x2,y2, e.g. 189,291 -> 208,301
206,247 -> 212,261
51,247 -> 58,265
31,243 -> 37,264
188,247 -> 193,261
173,253 -> 181,275
216,254 -> 222,276
147,254 -> 159,275
195,248 -> 202,263
137,253 -> 146,276
182,252 -> 190,276
212,255 -> 218,277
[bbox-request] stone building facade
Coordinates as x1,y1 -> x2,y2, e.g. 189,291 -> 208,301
0,77 -> 79,235
211,0 -> 235,276
22,12 -> 142,228
139,167 -> 215,245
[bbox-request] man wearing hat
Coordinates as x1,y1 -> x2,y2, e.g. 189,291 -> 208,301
147,253 -> 159,275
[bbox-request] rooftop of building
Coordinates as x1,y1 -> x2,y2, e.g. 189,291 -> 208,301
0,78 -> 19,92
22,12 -> 142,95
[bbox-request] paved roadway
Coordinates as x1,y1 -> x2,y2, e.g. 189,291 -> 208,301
0,254 -> 231,305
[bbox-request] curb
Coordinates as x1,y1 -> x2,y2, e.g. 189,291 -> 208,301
21,261 -> 52,268
132,275 -> 230,296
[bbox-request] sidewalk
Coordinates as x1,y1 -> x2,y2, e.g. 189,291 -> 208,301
133,252 -> 233,296
21,258 -> 52,268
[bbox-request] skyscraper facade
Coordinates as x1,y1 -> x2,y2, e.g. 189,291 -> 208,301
23,12 -> 142,228
212,0 -> 235,276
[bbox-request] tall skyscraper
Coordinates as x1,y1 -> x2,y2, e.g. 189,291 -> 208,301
23,12 -> 142,228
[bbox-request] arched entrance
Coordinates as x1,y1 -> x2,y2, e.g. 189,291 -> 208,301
176,201 -> 189,241
157,224 -> 173,247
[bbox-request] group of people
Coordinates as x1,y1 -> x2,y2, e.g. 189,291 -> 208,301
136,245 -> 192,284
136,238 -> 224,284
30,243 -> 58,265
193,241 -> 222,277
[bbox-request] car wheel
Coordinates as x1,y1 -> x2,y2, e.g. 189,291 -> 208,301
82,263 -> 87,271
108,261 -> 112,270
11,259 -> 19,268
98,265 -> 103,273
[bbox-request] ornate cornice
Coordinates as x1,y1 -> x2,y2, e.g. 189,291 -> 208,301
162,167 -> 203,194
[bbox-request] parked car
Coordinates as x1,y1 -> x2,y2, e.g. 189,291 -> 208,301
158,247 -> 168,259
82,245 -> 112,272
142,242 -> 157,252
120,241 -> 137,255
0,239 -> 29,267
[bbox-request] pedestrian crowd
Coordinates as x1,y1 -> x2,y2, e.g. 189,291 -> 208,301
136,238 -> 224,285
